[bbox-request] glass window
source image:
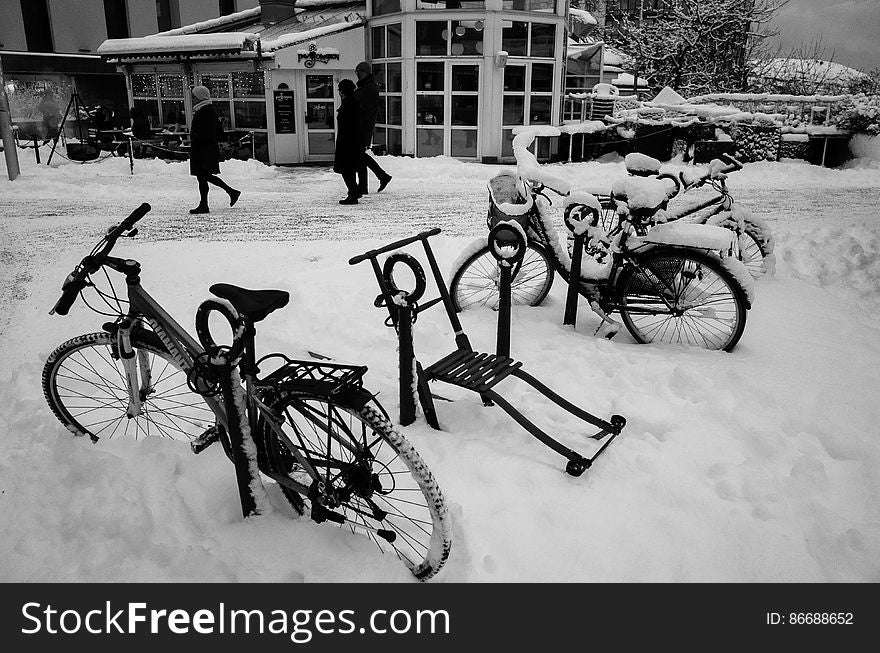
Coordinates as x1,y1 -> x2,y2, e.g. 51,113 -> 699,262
306,102 -> 334,129
158,75 -> 185,98
451,96 -> 478,126
132,74 -> 156,97
417,0 -> 484,7
503,97 -> 524,125
451,23 -> 483,56
374,63 -> 386,92
388,97 -> 402,125
232,72 -> 264,98
160,99 -> 185,126
502,129 -> 515,158
502,22 -> 528,57
529,96 -> 551,124
452,65 -> 479,92
234,101 -> 267,129
133,98 -> 159,128
417,96 -> 444,126
306,75 -> 334,99
388,128 -> 402,155
502,0 -> 556,10
531,63 -> 553,93
378,99 -> 387,125
214,102 -> 232,130
451,130 -> 477,158
418,62 -> 445,92
372,0 -> 400,15
530,23 -> 556,58
308,133 -> 335,154
387,62 -> 402,93
416,22 -> 447,56
371,26 -> 385,58
417,129 -> 444,157
504,66 -> 526,92
200,74 -> 230,99
387,24 -> 402,57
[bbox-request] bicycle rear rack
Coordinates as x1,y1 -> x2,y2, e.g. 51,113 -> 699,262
349,227 -> 626,477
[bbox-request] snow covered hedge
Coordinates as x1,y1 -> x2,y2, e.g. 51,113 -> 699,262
831,94 -> 880,136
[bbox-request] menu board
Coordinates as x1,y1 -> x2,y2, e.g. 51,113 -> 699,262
273,90 -> 295,134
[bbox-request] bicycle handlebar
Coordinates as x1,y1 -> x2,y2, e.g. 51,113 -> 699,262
348,228 -> 441,265
50,203 -> 151,315
679,153 -> 744,192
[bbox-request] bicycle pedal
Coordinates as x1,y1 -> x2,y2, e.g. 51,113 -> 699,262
595,321 -> 621,339
191,426 -> 219,454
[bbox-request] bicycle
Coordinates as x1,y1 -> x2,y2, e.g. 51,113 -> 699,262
585,152 -> 775,280
449,150 -> 753,351
41,204 -> 452,580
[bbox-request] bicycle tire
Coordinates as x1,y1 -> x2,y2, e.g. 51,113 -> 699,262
42,331 -> 218,443
259,393 -> 452,580
616,249 -> 748,352
449,243 -> 554,311
739,218 -> 774,278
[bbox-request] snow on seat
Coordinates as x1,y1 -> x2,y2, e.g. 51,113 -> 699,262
611,176 -> 670,211
624,152 -> 662,176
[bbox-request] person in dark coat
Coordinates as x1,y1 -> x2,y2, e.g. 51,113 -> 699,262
129,105 -> 152,140
334,79 -> 363,205
188,85 -> 240,214
354,61 -> 392,196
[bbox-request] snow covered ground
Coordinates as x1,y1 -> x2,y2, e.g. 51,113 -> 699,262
1,145 -> 879,582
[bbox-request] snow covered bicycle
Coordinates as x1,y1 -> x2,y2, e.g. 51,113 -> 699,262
41,204 -> 452,580
449,135 -> 754,351
584,152 -> 775,279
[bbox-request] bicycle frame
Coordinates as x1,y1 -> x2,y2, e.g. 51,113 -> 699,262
111,267 -> 323,502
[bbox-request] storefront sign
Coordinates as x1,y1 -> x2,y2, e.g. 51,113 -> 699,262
297,43 -> 340,68
273,90 -> 295,134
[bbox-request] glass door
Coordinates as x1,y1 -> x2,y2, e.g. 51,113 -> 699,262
416,61 -> 480,158
304,74 -> 336,160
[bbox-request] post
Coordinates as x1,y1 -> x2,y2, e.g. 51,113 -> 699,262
398,303 -> 417,426
0,57 -> 21,181
497,263 -> 512,358
33,137 -> 41,164
563,232 -> 586,327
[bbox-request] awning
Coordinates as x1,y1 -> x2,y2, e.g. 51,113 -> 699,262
0,51 -> 118,76
97,33 -> 261,62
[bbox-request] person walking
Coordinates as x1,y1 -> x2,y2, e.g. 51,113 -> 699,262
354,61 -> 392,196
188,85 -> 240,215
334,78 -> 363,205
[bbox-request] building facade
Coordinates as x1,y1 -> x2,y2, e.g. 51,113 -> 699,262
97,0 -> 573,164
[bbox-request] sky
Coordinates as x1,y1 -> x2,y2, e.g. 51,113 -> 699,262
770,0 -> 880,72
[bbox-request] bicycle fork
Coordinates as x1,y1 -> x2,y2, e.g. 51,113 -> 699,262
116,319 -> 151,419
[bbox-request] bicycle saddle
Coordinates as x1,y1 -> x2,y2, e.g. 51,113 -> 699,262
209,283 -> 289,323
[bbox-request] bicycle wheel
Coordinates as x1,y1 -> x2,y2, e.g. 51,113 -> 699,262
739,218 -> 774,278
260,394 -> 451,580
450,243 -> 554,311
43,332 -> 217,442
616,249 -> 748,352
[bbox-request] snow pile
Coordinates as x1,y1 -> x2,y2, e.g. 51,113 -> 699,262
1,155 -> 880,584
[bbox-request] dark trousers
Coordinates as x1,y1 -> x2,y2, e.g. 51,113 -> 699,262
341,170 -> 359,197
357,149 -> 388,192
197,174 -> 234,206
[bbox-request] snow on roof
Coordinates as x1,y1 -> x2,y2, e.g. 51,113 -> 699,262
151,7 -> 261,36
260,16 -> 364,52
567,40 -> 603,61
569,8 -> 598,25
97,33 -> 259,58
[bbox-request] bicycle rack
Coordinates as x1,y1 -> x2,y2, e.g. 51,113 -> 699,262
349,228 -> 626,477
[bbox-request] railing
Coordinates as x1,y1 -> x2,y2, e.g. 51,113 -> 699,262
686,93 -> 852,126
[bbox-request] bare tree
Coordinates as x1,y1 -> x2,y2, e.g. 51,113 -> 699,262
608,0 -> 785,96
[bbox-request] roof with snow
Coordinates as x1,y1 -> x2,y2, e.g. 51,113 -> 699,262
753,59 -> 869,87
98,1 -> 365,62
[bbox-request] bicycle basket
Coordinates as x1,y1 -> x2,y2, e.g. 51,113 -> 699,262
487,172 -> 534,229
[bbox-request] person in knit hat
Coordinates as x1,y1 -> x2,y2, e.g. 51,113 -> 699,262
188,85 -> 240,214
